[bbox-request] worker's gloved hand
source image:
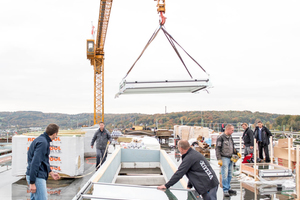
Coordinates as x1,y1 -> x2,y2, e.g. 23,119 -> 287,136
237,152 -> 242,158
218,160 -> 223,166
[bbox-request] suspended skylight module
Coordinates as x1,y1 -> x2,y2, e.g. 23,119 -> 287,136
116,23 -> 212,97
115,78 -> 211,98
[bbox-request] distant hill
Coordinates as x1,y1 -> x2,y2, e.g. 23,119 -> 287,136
0,111 -> 299,132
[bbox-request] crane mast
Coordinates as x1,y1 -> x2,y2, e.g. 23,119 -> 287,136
86,0 -> 165,124
87,0 -> 113,124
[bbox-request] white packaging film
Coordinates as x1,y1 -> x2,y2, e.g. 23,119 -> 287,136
174,126 -> 210,141
83,127 -> 98,157
12,135 -> 84,177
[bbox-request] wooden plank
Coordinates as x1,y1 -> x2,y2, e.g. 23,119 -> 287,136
297,145 -> 300,200
242,182 -> 258,193
241,163 -> 258,176
288,138 -> 291,169
270,136 -> 273,164
254,138 -> 257,180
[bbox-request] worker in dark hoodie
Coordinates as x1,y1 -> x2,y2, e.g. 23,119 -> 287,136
157,140 -> 219,200
26,123 -> 61,200
241,123 -> 254,156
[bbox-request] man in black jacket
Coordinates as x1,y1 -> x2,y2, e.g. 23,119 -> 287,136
242,123 -> 254,156
26,123 -> 61,199
157,140 -> 219,200
91,122 -> 112,168
254,121 -> 272,163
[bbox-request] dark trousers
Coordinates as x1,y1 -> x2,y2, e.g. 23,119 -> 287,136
258,142 -> 270,162
96,148 -> 107,168
201,185 -> 218,200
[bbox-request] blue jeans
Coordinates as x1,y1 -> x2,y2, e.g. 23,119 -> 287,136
26,175 -> 47,200
221,157 -> 233,192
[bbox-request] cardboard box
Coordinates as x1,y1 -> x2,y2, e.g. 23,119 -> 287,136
190,126 -> 209,139
277,138 -> 293,148
274,146 -> 298,162
277,158 -> 300,173
278,158 -> 294,168
179,126 -> 191,140
173,125 -> 180,138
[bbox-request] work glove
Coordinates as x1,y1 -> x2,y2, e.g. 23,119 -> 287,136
237,152 -> 241,158
231,156 -> 238,163
218,160 -> 223,166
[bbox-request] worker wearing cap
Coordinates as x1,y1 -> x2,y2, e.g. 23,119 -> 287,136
91,122 -> 112,169
158,140 -> 219,200
216,124 -> 241,197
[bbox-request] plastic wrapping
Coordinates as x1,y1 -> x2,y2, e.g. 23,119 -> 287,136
178,126 -> 191,140
12,135 -> 84,177
83,127 -> 99,157
174,126 -> 210,141
119,136 -> 160,150
190,126 -> 209,139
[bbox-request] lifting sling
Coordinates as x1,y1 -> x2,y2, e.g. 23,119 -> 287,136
123,25 -> 209,80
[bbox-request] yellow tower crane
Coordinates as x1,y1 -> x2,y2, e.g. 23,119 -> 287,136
86,0 -> 113,124
86,0 -> 165,124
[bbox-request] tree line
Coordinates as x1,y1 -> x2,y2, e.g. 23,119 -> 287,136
0,111 -> 299,132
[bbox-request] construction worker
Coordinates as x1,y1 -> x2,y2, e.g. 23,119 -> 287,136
157,140 -> 219,200
241,123 -> 254,156
254,121 -> 272,163
26,123 -> 61,199
216,124 -> 241,197
91,122 -> 112,169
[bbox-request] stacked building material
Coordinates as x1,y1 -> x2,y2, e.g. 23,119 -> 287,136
274,138 -> 300,173
83,126 -> 99,157
12,131 -> 84,177
174,125 -> 211,141
178,126 -> 191,140
190,126 -> 209,139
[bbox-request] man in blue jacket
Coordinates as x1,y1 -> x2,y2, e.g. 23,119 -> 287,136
157,140 -> 219,200
26,123 -> 61,200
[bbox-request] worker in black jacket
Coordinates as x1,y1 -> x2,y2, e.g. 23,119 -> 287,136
254,121 -> 272,163
157,140 -> 219,200
241,123 -> 254,156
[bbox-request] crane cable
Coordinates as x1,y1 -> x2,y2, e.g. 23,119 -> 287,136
123,25 -> 161,79
123,24 -> 208,80
161,26 -> 193,79
161,27 -> 208,75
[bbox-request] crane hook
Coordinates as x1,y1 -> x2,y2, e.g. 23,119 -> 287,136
159,11 -> 166,25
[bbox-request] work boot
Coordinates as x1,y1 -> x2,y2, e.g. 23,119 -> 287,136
228,189 -> 237,195
224,191 -> 230,197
